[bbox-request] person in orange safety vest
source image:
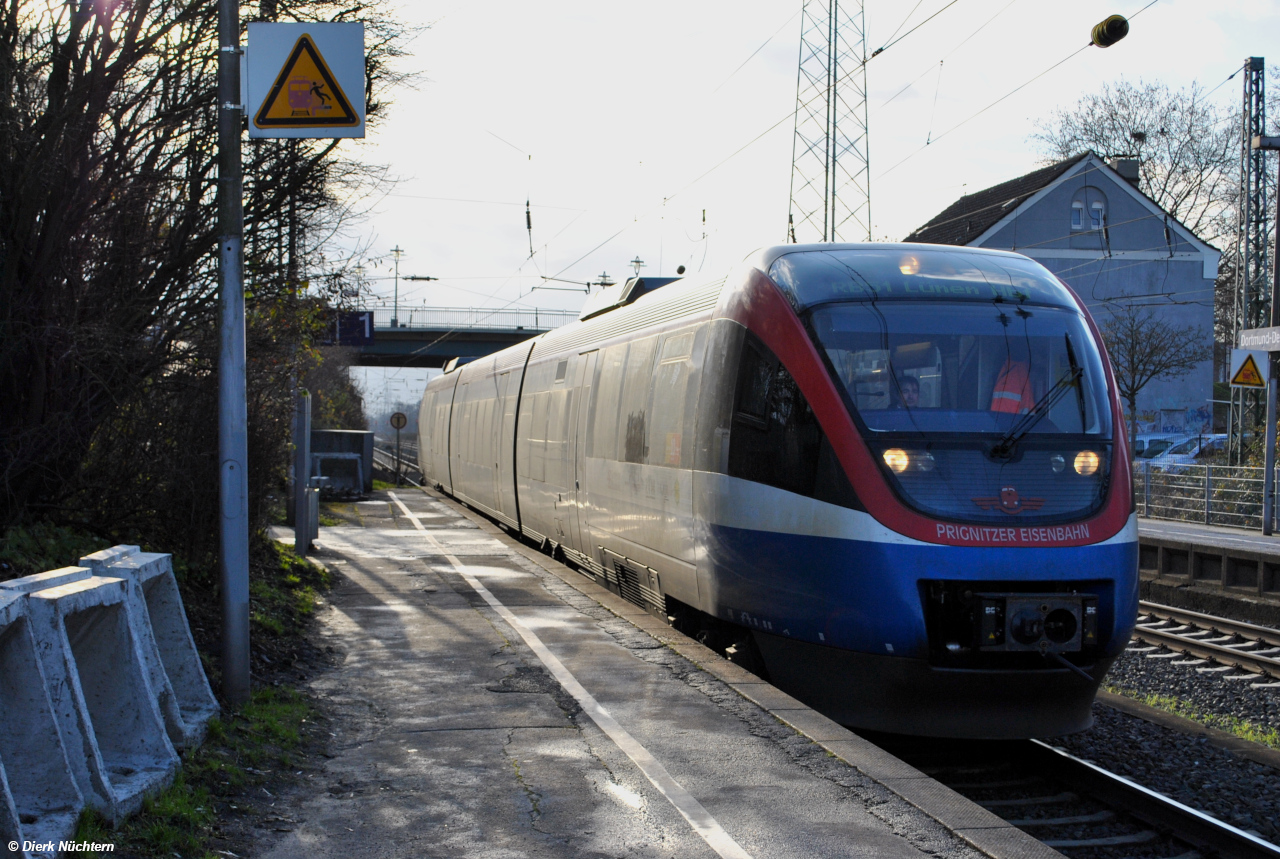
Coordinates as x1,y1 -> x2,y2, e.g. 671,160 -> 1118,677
990,359 -> 1035,414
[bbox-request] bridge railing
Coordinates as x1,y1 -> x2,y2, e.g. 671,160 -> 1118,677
368,306 -> 578,331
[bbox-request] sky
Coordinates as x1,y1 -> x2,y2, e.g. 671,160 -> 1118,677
345,0 -> 1280,407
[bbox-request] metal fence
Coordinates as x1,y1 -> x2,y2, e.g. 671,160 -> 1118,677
1133,460 -> 1277,531
368,306 -> 578,331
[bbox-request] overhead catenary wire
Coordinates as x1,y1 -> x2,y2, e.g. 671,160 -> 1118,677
869,0 -> 963,61
879,0 -> 928,52
710,8 -> 801,95
880,0 -> 1025,108
880,0 -> 1168,179
880,42 -> 1093,179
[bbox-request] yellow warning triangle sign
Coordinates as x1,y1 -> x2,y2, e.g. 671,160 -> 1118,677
1232,354 -> 1266,387
254,35 -> 358,128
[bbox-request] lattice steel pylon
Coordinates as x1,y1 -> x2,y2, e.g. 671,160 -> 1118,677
1229,57 -> 1270,464
787,0 -> 871,244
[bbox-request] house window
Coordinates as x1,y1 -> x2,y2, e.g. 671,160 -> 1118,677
1070,187 -> 1107,233
1090,202 -> 1105,230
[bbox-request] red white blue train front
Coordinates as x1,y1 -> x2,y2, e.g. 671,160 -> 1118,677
418,243 -> 1139,739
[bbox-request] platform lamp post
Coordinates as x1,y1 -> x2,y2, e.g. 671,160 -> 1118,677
217,0 -> 250,706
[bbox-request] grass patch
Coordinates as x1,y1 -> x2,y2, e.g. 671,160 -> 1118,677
67,687 -> 314,858
318,501 -> 361,527
249,541 -> 331,637
1105,685 -> 1280,750
0,522 -> 105,581
372,478 -> 395,490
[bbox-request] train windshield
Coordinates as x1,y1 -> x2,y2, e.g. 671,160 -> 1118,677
808,302 -> 1111,438
770,248 -> 1114,525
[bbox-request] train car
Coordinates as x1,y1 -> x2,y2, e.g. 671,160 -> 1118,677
418,243 -> 1138,738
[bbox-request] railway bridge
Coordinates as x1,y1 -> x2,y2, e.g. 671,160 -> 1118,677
350,306 -> 577,368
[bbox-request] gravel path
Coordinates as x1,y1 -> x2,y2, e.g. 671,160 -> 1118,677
1050,646 -> 1280,845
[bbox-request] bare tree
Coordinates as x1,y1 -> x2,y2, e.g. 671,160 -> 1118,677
1032,79 -> 1238,245
1099,303 -> 1212,450
0,0 -> 406,554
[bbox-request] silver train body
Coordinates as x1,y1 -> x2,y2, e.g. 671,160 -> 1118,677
418,244 -> 1138,738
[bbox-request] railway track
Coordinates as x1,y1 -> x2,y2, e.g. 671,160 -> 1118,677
873,733 -> 1280,859
372,444 -> 422,488
1132,602 -> 1280,687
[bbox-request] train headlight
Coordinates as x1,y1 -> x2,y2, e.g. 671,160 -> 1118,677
899,255 -> 920,275
916,451 -> 936,472
883,448 -> 910,473
1049,454 -> 1066,474
1073,450 -> 1100,476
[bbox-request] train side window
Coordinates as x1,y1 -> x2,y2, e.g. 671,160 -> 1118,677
648,327 -> 696,468
728,334 -> 860,510
734,341 -> 772,423
516,389 -> 534,477
619,336 -> 658,463
588,343 -> 627,459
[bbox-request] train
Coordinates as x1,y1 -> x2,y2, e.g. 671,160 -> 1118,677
417,243 -> 1138,739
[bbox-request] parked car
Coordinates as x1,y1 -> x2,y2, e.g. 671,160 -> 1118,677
1145,434 -> 1227,473
1134,433 -> 1194,461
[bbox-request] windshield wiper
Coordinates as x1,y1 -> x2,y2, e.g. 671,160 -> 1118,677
1064,333 -> 1087,431
990,341 -> 1083,460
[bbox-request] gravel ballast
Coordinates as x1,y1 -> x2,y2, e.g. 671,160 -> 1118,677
1049,646 -> 1280,844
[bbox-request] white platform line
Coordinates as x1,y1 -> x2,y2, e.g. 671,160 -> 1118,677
389,492 -> 753,859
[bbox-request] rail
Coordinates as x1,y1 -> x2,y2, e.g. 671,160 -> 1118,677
1024,740 -> 1280,859
1133,460 -> 1280,531
366,306 -> 577,332
881,734 -> 1280,859
1132,600 -> 1280,681
372,442 -> 422,488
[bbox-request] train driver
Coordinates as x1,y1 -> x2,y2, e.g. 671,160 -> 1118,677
895,374 -> 919,409
990,358 -> 1036,414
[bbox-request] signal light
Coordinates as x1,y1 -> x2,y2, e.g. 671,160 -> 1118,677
1091,15 -> 1128,48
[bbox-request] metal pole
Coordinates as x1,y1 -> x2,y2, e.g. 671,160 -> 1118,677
391,245 -> 403,328
1266,151 -> 1280,535
218,0 -> 249,707
1204,465 -> 1212,525
395,426 -> 402,488
1264,381 -> 1276,535
293,392 -> 311,555
1143,460 -> 1151,517
1257,131 -> 1280,533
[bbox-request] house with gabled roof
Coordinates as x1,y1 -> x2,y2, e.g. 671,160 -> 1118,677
905,151 -> 1220,434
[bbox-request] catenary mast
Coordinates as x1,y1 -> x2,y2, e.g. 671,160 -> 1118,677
788,0 -> 872,243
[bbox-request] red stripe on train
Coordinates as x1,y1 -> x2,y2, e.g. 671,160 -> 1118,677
717,266 -> 1131,548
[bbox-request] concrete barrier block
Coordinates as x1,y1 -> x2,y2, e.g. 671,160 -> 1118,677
27,574 -> 178,822
0,591 -> 83,855
0,567 -> 91,595
79,547 -> 218,748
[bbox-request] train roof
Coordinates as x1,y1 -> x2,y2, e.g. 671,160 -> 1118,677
744,242 -> 1037,273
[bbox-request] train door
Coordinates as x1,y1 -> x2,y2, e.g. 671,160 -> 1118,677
569,350 -> 598,556
495,371 -> 514,519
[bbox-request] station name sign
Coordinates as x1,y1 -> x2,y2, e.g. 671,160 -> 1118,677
1239,326 -> 1280,351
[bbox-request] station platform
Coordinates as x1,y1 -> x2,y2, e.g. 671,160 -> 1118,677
1138,519 -> 1280,623
258,487 -> 1061,859
1140,517 -> 1280,556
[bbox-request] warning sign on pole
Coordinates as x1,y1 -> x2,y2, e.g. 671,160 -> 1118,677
1230,348 -> 1270,388
247,23 -> 364,139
